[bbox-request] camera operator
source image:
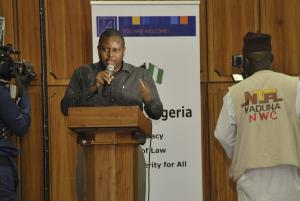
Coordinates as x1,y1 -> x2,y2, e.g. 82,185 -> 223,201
0,47 -> 31,201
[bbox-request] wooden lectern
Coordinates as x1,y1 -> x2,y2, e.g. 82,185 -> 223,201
67,106 -> 152,201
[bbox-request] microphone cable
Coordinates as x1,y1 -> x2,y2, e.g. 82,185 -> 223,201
147,136 -> 153,201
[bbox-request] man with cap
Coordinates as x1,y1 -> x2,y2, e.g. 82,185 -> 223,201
214,32 -> 300,201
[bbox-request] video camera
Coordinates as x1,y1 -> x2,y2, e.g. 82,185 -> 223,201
0,44 -> 36,86
231,54 -> 247,82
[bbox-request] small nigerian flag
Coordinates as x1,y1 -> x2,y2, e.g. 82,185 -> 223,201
147,63 -> 164,84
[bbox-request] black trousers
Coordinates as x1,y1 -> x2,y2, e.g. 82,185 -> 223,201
0,156 -> 19,201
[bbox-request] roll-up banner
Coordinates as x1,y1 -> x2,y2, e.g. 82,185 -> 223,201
91,1 -> 202,200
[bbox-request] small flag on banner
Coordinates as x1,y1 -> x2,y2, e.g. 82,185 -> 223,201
147,63 -> 164,84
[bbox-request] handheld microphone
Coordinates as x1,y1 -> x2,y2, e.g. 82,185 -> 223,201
102,64 -> 114,97
106,64 -> 114,76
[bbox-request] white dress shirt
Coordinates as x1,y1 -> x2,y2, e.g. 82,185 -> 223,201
214,81 -> 300,201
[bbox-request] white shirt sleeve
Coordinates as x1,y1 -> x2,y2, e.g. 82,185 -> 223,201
214,92 -> 237,159
296,81 -> 300,119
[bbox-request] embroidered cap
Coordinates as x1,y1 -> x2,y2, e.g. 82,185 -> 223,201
243,32 -> 272,54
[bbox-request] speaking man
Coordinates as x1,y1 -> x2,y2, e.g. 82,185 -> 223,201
61,28 -> 163,201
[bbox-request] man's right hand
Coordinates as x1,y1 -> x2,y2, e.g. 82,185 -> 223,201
90,71 -> 114,92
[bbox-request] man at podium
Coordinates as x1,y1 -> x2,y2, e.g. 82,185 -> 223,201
61,28 -> 163,201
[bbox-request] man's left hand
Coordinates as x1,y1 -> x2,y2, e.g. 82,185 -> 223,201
140,79 -> 153,102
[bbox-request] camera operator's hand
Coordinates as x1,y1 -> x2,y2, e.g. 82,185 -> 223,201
19,60 -> 36,87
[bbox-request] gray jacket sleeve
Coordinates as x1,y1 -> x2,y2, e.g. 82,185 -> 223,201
60,68 -> 95,116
